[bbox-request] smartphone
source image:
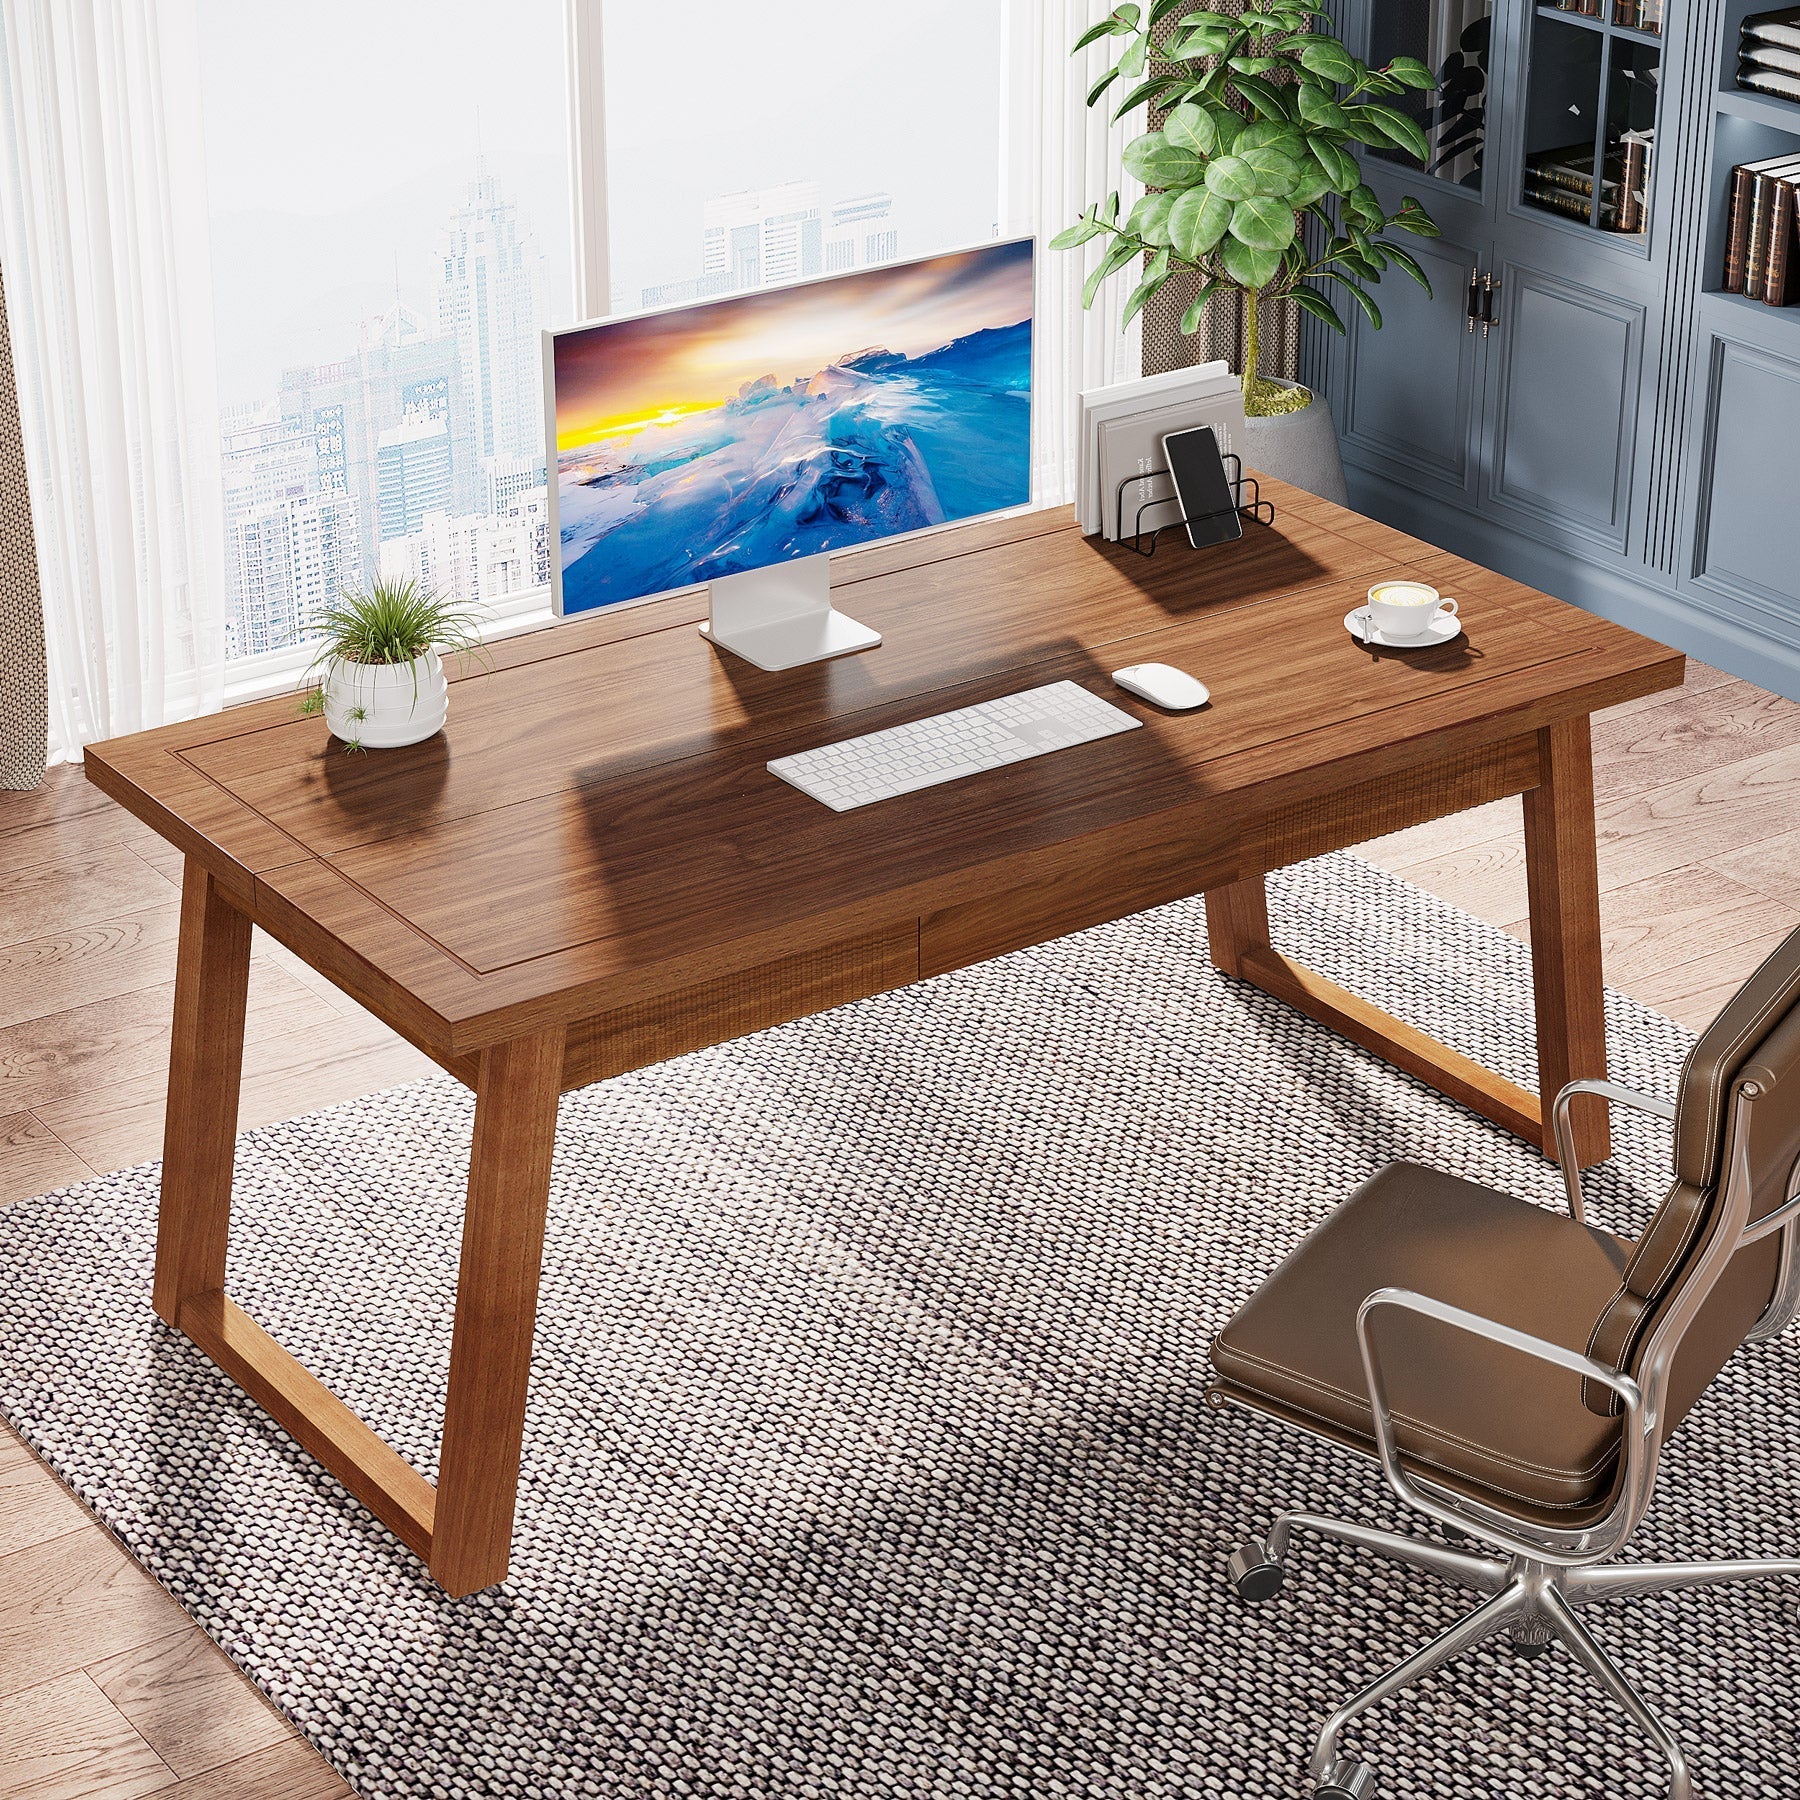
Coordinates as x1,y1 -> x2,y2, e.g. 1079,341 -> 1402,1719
1161,426 -> 1243,550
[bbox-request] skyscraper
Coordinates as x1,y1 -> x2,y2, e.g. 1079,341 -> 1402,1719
824,193 -> 899,272
701,182 -> 823,294
435,163 -> 547,473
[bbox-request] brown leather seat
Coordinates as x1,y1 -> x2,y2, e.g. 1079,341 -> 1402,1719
1208,924 -> 1800,1800
1210,1164 -> 1634,1524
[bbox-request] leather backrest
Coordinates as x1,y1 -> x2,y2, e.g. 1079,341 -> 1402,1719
1583,926 -> 1800,1417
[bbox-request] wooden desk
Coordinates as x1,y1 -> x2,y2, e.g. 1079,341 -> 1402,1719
86,481 -> 1683,1594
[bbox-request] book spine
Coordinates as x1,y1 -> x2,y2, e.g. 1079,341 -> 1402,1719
1740,67 -> 1800,98
1725,165 -> 1756,292
1613,0 -> 1642,23
1765,178 -> 1797,305
1745,22 -> 1800,51
1746,171 -> 1780,296
1616,138 -> 1648,234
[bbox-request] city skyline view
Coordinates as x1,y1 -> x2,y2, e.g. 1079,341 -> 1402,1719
194,0 -> 1007,661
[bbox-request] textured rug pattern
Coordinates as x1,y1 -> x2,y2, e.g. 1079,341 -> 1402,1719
1,851 -> 1796,1800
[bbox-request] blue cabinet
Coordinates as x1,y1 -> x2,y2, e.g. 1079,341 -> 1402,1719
1304,0 -> 1800,698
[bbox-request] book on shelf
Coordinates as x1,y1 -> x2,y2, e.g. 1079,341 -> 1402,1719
1721,153 -> 1800,305
1740,66 -> 1800,100
1744,43 -> 1800,75
1743,5 -> 1800,53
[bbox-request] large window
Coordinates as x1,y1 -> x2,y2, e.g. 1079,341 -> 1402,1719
600,1 -> 1005,315
197,1 -> 571,666
195,1 -> 1006,675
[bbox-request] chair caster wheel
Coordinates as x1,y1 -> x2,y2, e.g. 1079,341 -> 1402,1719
1316,1758 -> 1376,1800
1441,1523 -> 1471,1543
1227,1538 -> 1285,1601
1509,1629 -> 1554,1660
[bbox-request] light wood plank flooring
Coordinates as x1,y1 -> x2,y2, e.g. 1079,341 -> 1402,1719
0,656 -> 1794,1799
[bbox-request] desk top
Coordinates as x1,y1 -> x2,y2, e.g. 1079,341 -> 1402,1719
87,481 -> 1683,1057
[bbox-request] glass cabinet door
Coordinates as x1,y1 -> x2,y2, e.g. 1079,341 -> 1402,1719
1521,8 -> 1662,240
1366,1 -> 1497,193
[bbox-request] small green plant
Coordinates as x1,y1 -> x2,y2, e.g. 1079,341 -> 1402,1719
297,574 -> 487,721
1052,4 -> 1443,418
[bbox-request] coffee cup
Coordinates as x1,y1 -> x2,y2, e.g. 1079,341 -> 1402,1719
1366,580 -> 1458,640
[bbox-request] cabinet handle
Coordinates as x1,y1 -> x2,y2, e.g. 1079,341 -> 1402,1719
1467,267 -> 1481,333
1481,273 -> 1501,338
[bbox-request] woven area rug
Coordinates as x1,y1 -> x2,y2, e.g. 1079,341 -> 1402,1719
1,851 -> 1795,1800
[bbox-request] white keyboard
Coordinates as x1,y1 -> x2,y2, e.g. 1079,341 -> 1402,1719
767,680 -> 1142,812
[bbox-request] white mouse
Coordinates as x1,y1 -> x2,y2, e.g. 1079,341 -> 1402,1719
1111,662 -> 1210,711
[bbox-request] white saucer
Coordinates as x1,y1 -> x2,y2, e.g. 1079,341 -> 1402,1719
1344,606 -> 1463,649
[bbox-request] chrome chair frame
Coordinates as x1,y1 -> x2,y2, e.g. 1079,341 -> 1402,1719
1224,1076 -> 1800,1800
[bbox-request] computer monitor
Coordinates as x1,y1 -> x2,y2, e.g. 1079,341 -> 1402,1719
544,236 -> 1035,670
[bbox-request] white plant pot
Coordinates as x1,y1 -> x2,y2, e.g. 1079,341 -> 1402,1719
1239,379 -> 1350,507
321,650 -> 448,749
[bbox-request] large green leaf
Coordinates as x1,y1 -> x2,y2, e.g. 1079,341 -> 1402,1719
1169,185 -> 1234,259
1309,136 -> 1358,192
1121,249 -> 1172,328
1354,103 -> 1431,164
1120,33 -> 1149,80
1218,234 -> 1285,289
1297,40 -> 1356,83
1081,237 -> 1139,309
1110,72 -> 1186,120
1179,279 -> 1229,335
1323,269 -> 1383,329
1228,195 -> 1298,252
1386,55 -> 1435,89
1072,6 -> 1140,53
1163,102 -> 1218,157
1290,286 -> 1346,334
1211,107 -> 1245,154
1121,130 -> 1206,189
1232,72 -> 1292,121
1086,65 -> 1121,108
1235,120 -> 1306,159
1285,162 -> 1332,210
1172,18 -> 1238,57
1295,82 -> 1351,131
1047,205 -> 1103,252
1125,190 -> 1177,247
1376,240 -> 1433,295
1203,154 -> 1257,201
1390,195 -> 1443,237
1238,144 -> 1303,196
1344,182 -> 1383,226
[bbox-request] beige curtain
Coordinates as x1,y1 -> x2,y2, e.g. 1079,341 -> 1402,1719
1139,0 -> 1302,383
0,261 -> 46,789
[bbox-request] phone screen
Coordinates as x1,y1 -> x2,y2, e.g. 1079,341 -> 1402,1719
1161,427 -> 1243,551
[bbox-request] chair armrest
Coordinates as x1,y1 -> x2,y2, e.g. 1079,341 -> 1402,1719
1552,1079 -> 1676,1226
1355,1286 -> 1644,1565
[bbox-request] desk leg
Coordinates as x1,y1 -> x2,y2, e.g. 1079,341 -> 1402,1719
1205,875 -> 1272,978
154,863 -> 252,1326
431,1028 -> 566,1597
1523,717 -> 1611,1168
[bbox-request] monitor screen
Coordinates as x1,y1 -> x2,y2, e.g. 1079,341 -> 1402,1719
545,237 -> 1034,617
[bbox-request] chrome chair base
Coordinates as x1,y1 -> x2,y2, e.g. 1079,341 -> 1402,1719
1233,1509 -> 1800,1800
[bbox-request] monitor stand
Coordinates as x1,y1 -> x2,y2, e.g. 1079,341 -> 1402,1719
698,554 -> 881,672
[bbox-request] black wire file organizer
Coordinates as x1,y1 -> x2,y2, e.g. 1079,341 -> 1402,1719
1114,453 -> 1276,558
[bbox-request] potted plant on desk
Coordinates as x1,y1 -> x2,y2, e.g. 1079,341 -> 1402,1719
1054,4 -> 1442,503
298,576 -> 485,752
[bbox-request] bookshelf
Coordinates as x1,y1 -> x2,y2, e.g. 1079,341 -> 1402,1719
1301,0 -> 1800,702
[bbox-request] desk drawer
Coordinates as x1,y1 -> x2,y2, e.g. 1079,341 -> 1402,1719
560,923 -> 919,1090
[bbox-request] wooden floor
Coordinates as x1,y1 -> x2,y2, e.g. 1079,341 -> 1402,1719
0,657 -> 1794,1798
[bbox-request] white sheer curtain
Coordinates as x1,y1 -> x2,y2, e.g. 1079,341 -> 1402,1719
0,0 -> 226,764
1002,0 -> 1146,507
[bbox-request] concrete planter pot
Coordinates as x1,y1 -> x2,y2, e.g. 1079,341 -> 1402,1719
322,649 -> 448,749
1240,381 -> 1349,507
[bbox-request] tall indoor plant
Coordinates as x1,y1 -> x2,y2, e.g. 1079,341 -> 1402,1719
1054,5 -> 1441,465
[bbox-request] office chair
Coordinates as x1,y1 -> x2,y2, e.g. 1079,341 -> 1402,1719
1207,926 -> 1800,1800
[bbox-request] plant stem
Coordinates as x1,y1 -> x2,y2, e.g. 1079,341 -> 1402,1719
1242,286 -> 1260,413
